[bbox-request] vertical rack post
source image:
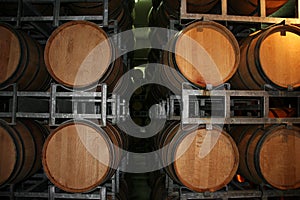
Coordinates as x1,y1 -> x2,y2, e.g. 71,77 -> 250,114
221,0 -> 227,15
263,93 -> 269,118
48,185 -> 55,200
9,184 -> 14,200
111,174 -> 116,200
50,84 -> 56,126
101,84 -> 107,126
260,0 -> 266,17
103,0 -> 109,26
180,0 -> 187,18
11,84 -> 17,125
298,0 -> 300,18
225,92 -> 231,119
181,89 -> 189,125
53,0 -> 60,27
16,0 -> 22,28
100,186 -> 107,200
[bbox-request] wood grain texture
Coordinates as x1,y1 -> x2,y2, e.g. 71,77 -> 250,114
174,127 -> 239,192
259,31 -> 300,88
230,125 -> 259,183
0,122 -> 17,185
268,108 -> 296,118
44,21 -> 112,88
0,23 -> 50,90
0,25 -> 20,84
230,125 -> 300,190
158,122 -> 239,192
0,120 -> 45,186
259,126 -> 300,190
42,121 -> 124,193
231,25 -> 300,90
166,21 -> 240,88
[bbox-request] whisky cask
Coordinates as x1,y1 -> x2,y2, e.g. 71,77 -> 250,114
67,1 -> 132,31
0,23 -> 50,90
268,107 -> 296,118
231,125 -> 300,190
42,120 -> 125,193
162,21 -> 240,88
44,21 -> 124,90
230,24 -> 300,90
0,119 -> 47,186
157,122 -> 239,192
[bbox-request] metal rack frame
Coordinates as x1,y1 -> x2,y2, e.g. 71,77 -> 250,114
165,175 -> 300,200
0,170 -> 121,200
0,0 -> 110,27
180,0 -> 300,24
152,83 -> 300,125
179,83 -> 300,125
0,83 -> 130,127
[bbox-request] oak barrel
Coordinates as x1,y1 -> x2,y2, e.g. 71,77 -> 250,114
42,120 -> 125,193
157,122 -> 239,192
0,119 -> 47,187
268,107 -> 296,118
149,0 -> 218,28
162,21 -> 240,88
230,24 -> 300,90
231,125 -> 300,190
0,23 -> 50,90
228,0 -> 289,16
66,1 -> 132,31
44,21 -> 124,89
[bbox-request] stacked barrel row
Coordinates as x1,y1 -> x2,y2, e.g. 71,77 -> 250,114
0,0 -> 134,31
146,0 -> 300,194
0,118 -> 128,195
154,121 -> 300,193
0,1 -> 134,195
148,0 -> 290,27
0,119 -> 48,187
42,120 -> 128,193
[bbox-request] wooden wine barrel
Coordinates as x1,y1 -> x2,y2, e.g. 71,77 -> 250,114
0,23 -> 51,90
0,119 -> 47,187
162,21 -> 240,88
42,120 -> 125,193
157,122 -> 239,192
230,24 -> 300,90
231,125 -> 300,190
44,21 -> 124,89
268,107 -> 296,118
67,1 -> 132,31
228,0 -> 289,16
